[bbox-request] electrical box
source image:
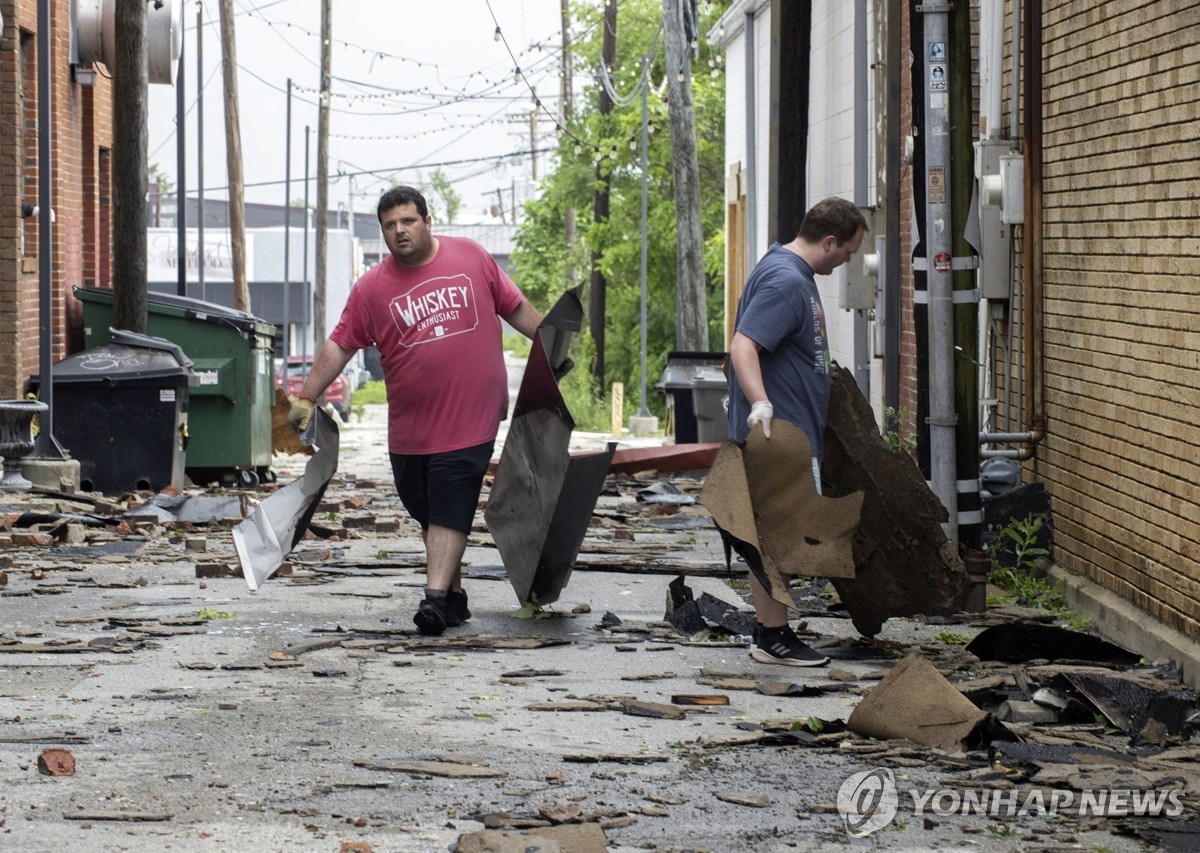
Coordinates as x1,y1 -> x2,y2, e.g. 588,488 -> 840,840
974,140 -> 1016,301
839,206 -> 878,311
999,153 -> 1025,225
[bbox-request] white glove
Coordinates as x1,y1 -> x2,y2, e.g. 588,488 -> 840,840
747,399 -> 774,439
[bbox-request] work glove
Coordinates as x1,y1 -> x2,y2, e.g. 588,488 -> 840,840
747,399 -> 774,439
288,398 -> 316,435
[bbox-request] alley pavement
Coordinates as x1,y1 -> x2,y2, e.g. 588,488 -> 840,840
0,384 -> 1187,851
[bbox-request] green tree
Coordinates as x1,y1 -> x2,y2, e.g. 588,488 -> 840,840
424,169 -> 463,224
511,0 -> 729,419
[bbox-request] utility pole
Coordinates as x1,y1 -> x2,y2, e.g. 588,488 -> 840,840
314,0 -> 331,348
197,0 -> 206,301
918,4 -> 958,544
175,21 -> 187,297
112,0 -> 149,334
588,0 -> 617,388
218,0 -> 250,312
661,0 -> 708,351
560,0 -> 576,283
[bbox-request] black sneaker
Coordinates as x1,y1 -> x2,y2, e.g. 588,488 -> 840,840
413,595 -> 449,636
751,624 -> 830,667
445,590 -> 471,627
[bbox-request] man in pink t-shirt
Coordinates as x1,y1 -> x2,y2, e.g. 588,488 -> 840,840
290,185 -> 543,635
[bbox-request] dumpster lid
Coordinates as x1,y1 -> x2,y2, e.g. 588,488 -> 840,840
74,286 -> 275,336
43,329 -> 197,385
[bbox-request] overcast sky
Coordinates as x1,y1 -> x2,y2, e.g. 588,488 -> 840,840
147,0 -> 570,223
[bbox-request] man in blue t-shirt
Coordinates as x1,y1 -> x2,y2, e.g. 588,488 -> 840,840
727,197 -> 868,667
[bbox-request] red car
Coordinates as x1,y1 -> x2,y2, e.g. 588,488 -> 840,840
276,356 -> 351,422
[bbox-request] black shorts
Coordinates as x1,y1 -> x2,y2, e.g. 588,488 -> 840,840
389,441 -> 494,534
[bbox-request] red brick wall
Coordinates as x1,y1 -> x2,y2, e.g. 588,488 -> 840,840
0,0 -> 113,396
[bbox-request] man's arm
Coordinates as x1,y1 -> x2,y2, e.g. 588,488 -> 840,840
297,339 -> 358,401
730,332 -> 766,402
731,331 -> 774,439
502,298 -> 543,340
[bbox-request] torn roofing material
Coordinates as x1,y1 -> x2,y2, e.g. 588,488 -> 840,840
486,286 -> 614,606
234,406 -> 339,591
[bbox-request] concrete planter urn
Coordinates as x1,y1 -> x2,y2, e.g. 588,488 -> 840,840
0,399 -> 48,491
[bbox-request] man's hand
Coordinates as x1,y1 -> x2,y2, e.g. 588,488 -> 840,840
288,398 -> 316,435
747,399 -> 774,439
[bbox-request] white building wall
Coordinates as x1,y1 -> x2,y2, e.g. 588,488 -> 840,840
809,1 -> 864,391
715,0 -> 884,420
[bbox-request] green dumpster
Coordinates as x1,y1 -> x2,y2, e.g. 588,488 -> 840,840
74,287 -> 277,486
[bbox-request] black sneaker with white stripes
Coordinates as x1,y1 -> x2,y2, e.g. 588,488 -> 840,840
751,624 -> 830,667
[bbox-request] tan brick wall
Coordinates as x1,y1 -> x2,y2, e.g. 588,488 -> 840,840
1033,0 -> 1200,638
0,0 -> 113,396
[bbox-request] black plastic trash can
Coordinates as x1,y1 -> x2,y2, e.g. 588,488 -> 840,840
656,351 -> 726,444
41,329 -> 197,494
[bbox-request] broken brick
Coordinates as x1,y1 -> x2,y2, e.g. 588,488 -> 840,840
38,747 -> 75,777
373,518 -> 400,533
12,532 -> 54,547
195,563 -> 238,579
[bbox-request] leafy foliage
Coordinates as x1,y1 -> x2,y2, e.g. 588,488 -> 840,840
511,0 -> 732,420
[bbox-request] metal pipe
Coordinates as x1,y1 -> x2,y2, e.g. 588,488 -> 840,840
176,28 -> 186,296
920,5 -> 958,543
852,0 -> 870,397
197,0 -> 205,301
302,125 -> 311,380
283,78 -> 292,360
1010,0 -> 1022,140
637,55 -> 650,417
1022,0 -> 1045,443
743,10 -> 756,262
33,0 -> 63,458
980,428 -> 1044,443
982,446 -> 1036,460
883,0 -> 902,413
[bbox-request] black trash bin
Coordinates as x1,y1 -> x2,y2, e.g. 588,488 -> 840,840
38,329 -> 197,494
656,351 -> 726,444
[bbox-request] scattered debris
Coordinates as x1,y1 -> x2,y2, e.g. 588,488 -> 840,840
823,367 -> 973,635
848,654 -> 1013,750
713,791 -> 770,808
455,822 -> 608,853
964,621 -> 1141,665
37,747 -> 75,776
352,758 -> 506,778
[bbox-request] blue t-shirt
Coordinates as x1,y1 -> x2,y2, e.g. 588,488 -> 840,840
728,243 -> 831,456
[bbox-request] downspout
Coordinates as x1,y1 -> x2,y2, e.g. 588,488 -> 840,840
883,0 -> 902,413
980,0 -> 1043,461
1022,0 -> 1045,454
852,0 -> 870,396
745,10 -> 757,262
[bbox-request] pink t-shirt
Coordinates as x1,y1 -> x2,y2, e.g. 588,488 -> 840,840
329,236 -> 526,454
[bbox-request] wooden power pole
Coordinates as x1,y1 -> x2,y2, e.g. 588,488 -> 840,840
314,0 -> 332,347
588,0 -> 617,388
560,0 -> 576,283
112,0 -> 148,333
661,0 -> 708,351
218,0 -> 250,312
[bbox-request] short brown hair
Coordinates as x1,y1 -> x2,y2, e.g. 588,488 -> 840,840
377,185 -> 429,222
797,197 -> 868,245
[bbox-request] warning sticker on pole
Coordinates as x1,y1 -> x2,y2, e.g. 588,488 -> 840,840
928,167 -> 946,204
934,252 -> 952,274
